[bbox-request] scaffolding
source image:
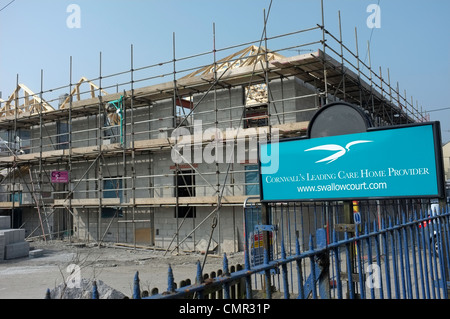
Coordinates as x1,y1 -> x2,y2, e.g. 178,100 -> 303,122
0,5 -> 429,252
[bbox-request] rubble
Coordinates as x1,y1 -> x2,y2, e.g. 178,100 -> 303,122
49,278 -> 127,299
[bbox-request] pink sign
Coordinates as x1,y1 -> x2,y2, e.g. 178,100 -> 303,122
51,171 -> 69,183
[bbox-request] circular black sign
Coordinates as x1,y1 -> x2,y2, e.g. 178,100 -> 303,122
307,102 -> 372,138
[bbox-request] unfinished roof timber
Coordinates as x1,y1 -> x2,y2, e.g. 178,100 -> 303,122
59,77 -> 109,110
271,50 -> 415,123
180,45 -> 285,79
0,84 -> 54,118
0,49 -> 413,129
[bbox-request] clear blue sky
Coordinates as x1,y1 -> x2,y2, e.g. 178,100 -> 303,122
1,0 -> 449,142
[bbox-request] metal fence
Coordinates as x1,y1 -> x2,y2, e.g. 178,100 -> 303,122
54,198 -> 449,299
135,198 -> 449,299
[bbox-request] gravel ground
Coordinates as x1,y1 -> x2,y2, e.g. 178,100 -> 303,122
0,239 -> 245,299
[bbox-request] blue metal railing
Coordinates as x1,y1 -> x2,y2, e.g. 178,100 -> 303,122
45,199 -> 450,299
141,200 -> 450,299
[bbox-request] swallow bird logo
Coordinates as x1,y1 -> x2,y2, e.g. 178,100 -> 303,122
305,140 -> 373,164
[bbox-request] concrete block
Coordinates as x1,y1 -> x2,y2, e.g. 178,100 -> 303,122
0,229 -> 15,245
0,234 -> 4,261
15,229 -> 25,242
29,249 -> 44,258
0,229 -> 25,245
5,241 -> 29,259
0,216 -> 10,230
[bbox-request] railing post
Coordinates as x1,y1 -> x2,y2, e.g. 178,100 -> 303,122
280,240 -> 290,299
263,249 -> 272,299
414,211 -> 426,299
168,264 -> 175,294
396,216 -> 407,299
381,217 -> 392,299
355,224 -> 365,299
223,253 -> 231,299
402,213 -> 413,298
344,232 -> 355,299
441,208 -> 450,298
295,237 -> 304,299
343,200 -> 356,297
196,261 -> 204,299
243,196 -> 257,299
365,222 -> 375,299
316,228 -> 330,299
92,280 -> 99,299
389,217 -> 401,299
261,203 -> 271,260
332,230 -> 343,299
308,235 -> 317,299
373,219 -> 384,299
133,271 -> 141,299
244,254 -> 253,299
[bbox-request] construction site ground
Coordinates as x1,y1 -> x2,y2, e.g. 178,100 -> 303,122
0,239 -> 245,299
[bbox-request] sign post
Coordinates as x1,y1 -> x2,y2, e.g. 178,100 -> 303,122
258,102 -> 446,299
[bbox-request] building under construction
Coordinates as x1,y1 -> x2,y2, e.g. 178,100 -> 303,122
0,14 -> 428,254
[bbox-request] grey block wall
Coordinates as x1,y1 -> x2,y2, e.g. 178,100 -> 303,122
268,77 -> 318,125
73,205 -> 244,253
153,206 -> 244,253
17,76 -> 317,252
72,207 -> 154,244
192,87 -> 244,131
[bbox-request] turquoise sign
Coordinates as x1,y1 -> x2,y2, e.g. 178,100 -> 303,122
259,123 -> 444,201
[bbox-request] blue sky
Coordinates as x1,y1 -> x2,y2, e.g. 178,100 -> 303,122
0,0 -> 449,142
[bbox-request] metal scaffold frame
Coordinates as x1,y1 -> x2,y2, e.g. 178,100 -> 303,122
0,2 -> 429,252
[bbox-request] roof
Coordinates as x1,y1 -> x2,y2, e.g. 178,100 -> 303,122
180,45 -> 285,79
0,84 -> 54,117
0,77 -> 108,118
